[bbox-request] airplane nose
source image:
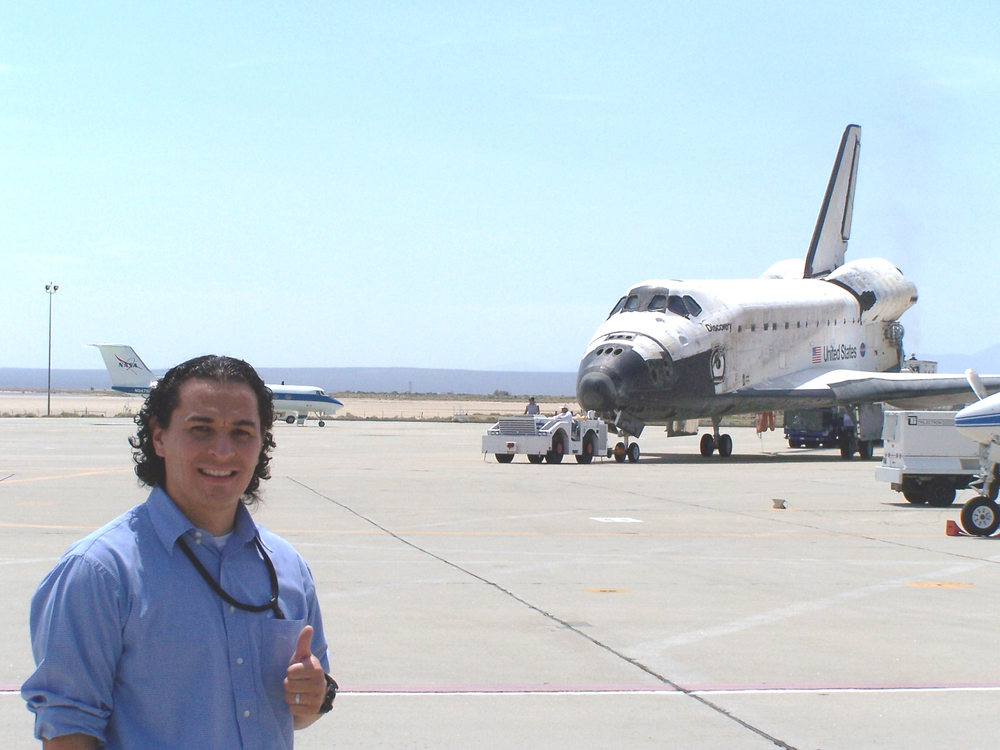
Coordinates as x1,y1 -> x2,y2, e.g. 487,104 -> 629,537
578,371 -> 618,412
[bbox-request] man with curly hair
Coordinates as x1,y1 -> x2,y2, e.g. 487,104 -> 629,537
22,355 -> 337,750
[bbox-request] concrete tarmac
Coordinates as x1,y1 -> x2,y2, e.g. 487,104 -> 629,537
2,419 -> 998,749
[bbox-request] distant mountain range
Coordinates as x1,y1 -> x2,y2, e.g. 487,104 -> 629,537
0,367 -> 579,397
920,344 -> 1000,375
4,348 -> 998,397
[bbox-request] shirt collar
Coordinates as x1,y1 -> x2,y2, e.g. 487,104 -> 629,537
146,486 -> 258,555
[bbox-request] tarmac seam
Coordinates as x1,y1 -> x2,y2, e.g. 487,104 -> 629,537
289,477 -> 799,750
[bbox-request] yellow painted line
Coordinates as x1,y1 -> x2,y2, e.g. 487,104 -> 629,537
0,523 -> 946,540
0,469 -> 131,484
0,523 -> 98,531
274,529 -> 942,539
906,582 -> 974,589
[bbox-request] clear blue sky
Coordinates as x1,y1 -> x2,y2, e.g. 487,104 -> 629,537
3,2 -> 999,371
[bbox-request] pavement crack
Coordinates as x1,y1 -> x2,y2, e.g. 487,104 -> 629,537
289,477 -> 798,750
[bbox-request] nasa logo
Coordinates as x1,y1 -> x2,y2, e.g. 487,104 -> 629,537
115,356 -> 139,370
860,343 -> 866,358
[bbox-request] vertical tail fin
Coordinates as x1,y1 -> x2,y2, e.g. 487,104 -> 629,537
89,344 -> 156,393
803,124 -> 861,278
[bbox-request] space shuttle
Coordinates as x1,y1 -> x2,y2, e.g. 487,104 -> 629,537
576,125 -> 1000,458
90,344 -> 343,426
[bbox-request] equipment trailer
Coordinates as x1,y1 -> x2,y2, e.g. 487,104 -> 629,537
875,410 -> 980,506
483,414 -> 608,464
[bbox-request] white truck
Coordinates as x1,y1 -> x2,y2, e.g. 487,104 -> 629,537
483,414 -> 608,464
875,410 -> 981,506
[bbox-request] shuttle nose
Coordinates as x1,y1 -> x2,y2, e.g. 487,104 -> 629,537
578,371 -> 618,412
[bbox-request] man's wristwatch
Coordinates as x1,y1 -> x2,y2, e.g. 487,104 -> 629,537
319,674 -> 338,714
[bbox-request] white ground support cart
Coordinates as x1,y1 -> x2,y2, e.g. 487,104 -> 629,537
875,410 -> 981,506
482,413 -> 608,464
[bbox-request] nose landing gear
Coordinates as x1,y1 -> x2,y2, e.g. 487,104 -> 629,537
611,435 -> 641,463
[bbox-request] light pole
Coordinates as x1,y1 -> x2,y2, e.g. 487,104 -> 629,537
45,283 -> 59,417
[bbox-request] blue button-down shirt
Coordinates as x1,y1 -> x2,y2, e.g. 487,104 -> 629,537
22,486 -> 329,750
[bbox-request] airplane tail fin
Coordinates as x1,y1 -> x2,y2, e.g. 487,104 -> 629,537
803,124 -> 861,279
89,344 -> 156,393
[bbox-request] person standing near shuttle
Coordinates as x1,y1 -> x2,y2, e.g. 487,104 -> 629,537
22,355 -> 337,749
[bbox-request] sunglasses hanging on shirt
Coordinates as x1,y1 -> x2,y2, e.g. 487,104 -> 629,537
177,534 -> 285,620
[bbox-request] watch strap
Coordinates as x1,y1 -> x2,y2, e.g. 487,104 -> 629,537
319,673 -> 338,714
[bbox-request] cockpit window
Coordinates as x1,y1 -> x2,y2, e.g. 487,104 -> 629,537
648,294 -> 667,312
682,295 -> 702,317
667,295 -> 687,317
623,295 -> 640,311
608,296 -> 628,318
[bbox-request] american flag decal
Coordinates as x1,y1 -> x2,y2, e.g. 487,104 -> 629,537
812,346 -> 822,364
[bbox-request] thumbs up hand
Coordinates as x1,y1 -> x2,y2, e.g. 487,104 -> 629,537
284,625 -> 326,717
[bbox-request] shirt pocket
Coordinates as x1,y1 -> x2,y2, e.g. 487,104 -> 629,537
258,617 -> 308,721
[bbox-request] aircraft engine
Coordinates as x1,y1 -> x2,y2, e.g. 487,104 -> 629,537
824,258 -> 917,323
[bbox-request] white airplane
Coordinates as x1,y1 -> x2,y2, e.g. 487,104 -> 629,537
954,369 -> 1000,535
90,344 -> 343,426
576,125 -> 1000,460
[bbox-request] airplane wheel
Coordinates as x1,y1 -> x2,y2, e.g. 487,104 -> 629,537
613,441 -> 627,463
527,454 -> 544,464
576,433 -> 595,464
546,432 -> 565,464
960,497 -> 1000,536
495,453 -> 515,464
627,443 -> 640,463
285,415 -> 296,424
857,440 -> 873,460
717,434 -> 733,458
699,433 -> 716,457
318,421 -> 325,427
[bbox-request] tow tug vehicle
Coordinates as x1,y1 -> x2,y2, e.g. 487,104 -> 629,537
483,412 -> 610,464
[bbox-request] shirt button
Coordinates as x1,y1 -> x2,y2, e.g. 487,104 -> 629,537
243,710 -> 250,718
195,539 -> 201,545
230,605 -> 235,612
195,531 -> 202,538
237,657 -> 243,665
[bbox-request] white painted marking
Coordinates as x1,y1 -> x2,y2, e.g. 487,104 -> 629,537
634,555 -> 1000,656
590,517 -> 642,523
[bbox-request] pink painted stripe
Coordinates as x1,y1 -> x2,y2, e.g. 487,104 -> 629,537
324,681 -> 1000,694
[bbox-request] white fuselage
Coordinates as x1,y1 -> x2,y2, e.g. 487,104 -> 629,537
955,394 -> 1000,446
269,385 -> 343,420
576,258 -> 917,425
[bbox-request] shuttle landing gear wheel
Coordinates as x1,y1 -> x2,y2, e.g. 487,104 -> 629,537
285,415 -> 296,424
961,497 -> 1000,536
857,440 -> 873,460
613,441 -> 627,462
528,454 -> 544,464
318,420 -> 325,427
627,443 -> 640,463
839,435 -> 856,460
717,434 -> 733,458
495,453 -> 514,464
576,433 -> 596,464
700,433 -> 716,457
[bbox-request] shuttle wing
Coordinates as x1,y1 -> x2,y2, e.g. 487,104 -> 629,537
728,368 -> 1000,412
